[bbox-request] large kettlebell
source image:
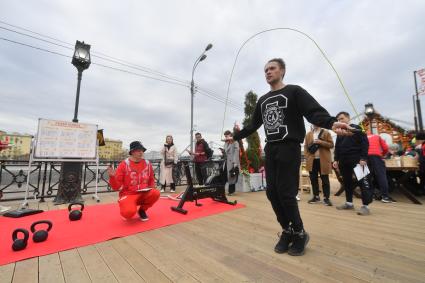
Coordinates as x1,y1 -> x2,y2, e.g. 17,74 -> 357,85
68,202 -> 84,221
31,220 -> 53,243
12,228 -> 29,251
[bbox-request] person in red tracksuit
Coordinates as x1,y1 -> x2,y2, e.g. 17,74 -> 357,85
108,141 -> 160,221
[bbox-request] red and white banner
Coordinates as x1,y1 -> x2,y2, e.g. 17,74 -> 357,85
417,69 -> 425,95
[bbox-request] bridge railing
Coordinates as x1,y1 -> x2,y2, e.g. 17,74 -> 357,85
0,158 -> 224,202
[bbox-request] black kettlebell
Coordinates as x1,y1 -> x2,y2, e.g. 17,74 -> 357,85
68,202 -> 84,221
31,220 -> 53,243
12,228 -> 29,251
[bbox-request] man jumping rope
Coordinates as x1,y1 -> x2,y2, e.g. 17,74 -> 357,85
230,58 -> 352,256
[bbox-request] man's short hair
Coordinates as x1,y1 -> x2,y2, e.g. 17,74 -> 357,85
268,58 -> 286,70
267,58 -> 286,78
223,130 -> 233,136
336,111 -> 350,119
195,132 -> 201,136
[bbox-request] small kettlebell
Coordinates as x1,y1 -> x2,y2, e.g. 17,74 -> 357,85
68,202 -> 84,221
12,228 -> 29,251
31,220 -> 53,243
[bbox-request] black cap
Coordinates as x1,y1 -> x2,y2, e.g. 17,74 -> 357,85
129,141 -> 147,154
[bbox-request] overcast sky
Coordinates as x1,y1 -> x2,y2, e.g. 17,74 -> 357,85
1,0 -> 425,154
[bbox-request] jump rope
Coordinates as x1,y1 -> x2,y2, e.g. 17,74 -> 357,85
219,27 -> 364,140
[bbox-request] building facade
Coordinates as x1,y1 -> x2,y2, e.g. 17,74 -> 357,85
98,138 -> 124,161
0,131 -> 33,160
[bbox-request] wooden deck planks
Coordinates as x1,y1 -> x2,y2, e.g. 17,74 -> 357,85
38,253 -> 65,283
0,263 -> 15,283
11,257 -> 38,283
59,249 -> 91,283
77,245 -> 118,283
1,186 -> 424,282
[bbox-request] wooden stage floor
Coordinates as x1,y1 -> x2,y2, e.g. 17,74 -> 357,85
1,184 -> 425,283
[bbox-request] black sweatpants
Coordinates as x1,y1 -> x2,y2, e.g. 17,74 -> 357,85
339,159 -> 373,205
264,142 -> 303,232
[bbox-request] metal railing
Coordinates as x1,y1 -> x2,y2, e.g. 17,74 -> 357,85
0,159 -> 224,202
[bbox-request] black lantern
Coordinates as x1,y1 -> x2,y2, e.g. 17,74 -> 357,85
365,103 -> 375,116
72,41 -> 91,71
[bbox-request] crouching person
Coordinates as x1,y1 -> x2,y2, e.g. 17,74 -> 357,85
108,141 -> 160,221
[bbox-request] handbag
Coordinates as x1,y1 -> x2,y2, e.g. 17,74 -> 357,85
307,143 -> 320,154
229,166 -> 239,178
307,129 -> 324,154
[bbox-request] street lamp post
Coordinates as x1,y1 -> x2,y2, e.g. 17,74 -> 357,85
190,43 -> 213,153
365,103 -> 375,134
413,95 -> 419,132
72,41 -> 91,122
55,40 -> 91,204
414,71 -> 423,132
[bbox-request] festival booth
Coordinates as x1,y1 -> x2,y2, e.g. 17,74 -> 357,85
361,109 -> 422,204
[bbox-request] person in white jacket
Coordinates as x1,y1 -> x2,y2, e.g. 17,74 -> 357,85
160,135 -> 178,193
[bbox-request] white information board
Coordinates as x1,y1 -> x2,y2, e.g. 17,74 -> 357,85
34,119 -> 98,159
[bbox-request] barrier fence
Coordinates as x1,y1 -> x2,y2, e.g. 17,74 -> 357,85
0,159 -> 224,202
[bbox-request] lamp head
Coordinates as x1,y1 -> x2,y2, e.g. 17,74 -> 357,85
364,103 -> 374,116
205,43 -> 213,51
199,54 -> 207,62
72,40 -> 91,71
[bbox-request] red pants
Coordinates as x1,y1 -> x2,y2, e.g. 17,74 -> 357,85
118,190 -> 160,219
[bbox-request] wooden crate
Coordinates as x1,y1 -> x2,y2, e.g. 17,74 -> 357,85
401,156 -> 418,168
385,158 -> 401,168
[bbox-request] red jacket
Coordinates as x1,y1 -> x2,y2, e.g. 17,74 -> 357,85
109,158 -> 156,198
367,134 -> 388,157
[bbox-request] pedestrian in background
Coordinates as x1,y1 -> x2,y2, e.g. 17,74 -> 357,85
160,135 -> 178,193
304,125 -> 334,206
223,130 -> 240,196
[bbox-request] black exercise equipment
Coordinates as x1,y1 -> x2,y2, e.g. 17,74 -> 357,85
171,162 -> 237,214
68,202 -> 84,221
30,220 -> 53,243
3,208 -> 43,218
12,228 -> 29,251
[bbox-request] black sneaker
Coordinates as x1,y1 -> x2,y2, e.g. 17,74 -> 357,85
138,209 -> 149,221
308,196 -> 320,204
288,230 -> 310,256
381,197 -> 392,203
323,198 -> 333,206
274,229 -> 293,254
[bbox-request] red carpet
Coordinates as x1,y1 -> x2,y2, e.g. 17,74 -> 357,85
0,198 -> 244,266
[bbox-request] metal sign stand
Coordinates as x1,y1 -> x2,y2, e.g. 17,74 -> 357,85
22,138 -> 100,207
91,141 -> 100,202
